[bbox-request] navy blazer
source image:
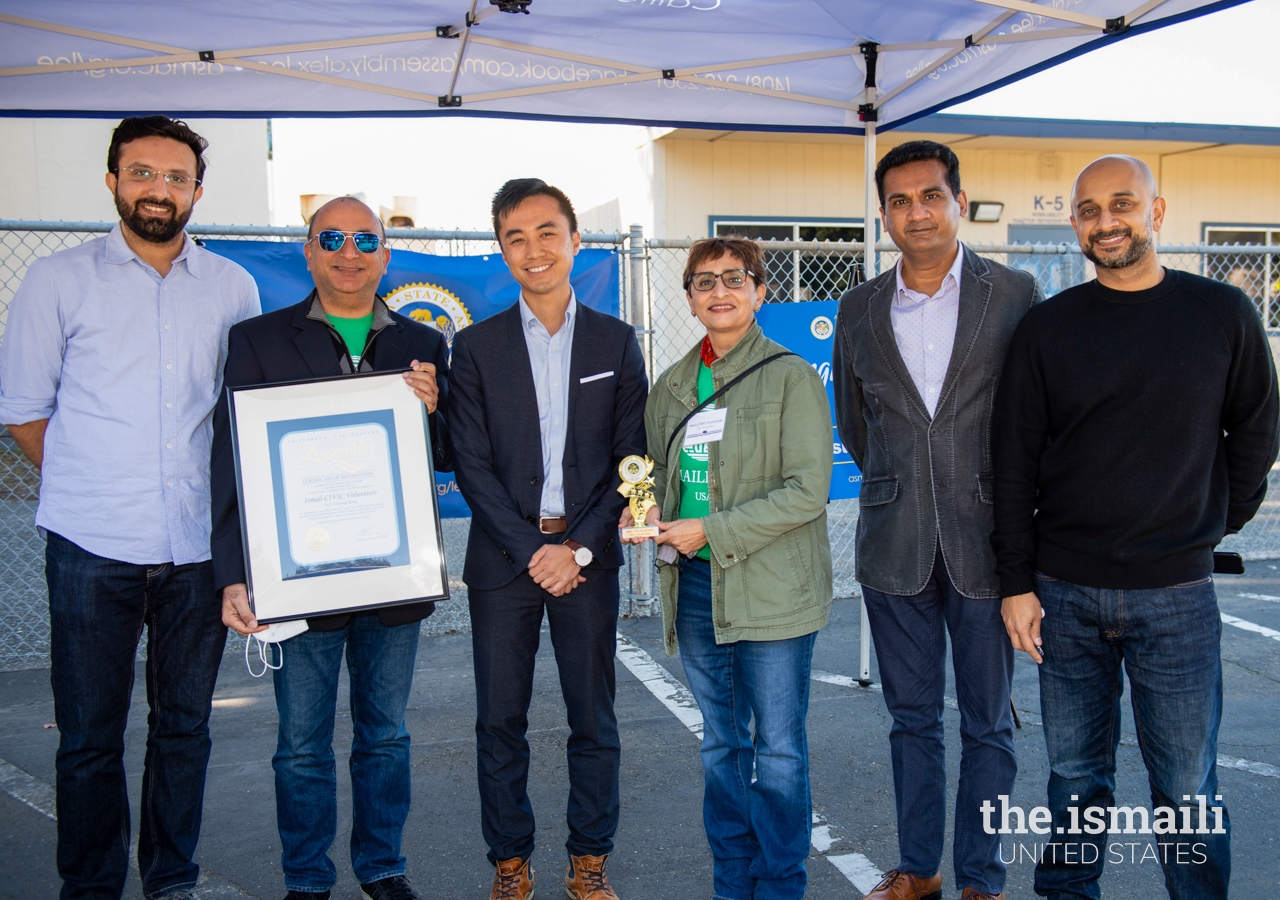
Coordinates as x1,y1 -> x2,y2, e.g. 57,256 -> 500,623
210,293 -> 453,630
448,302 -> 648,591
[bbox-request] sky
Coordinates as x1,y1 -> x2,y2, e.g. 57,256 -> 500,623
269,0 -> 1278,231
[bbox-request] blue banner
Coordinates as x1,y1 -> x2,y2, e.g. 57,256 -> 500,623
205,240 -> 620,517
756,300 -> 861,500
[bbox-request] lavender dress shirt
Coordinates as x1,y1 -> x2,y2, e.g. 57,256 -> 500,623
890,242 -> 964,417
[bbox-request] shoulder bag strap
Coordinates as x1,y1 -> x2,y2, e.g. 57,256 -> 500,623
664,352 -> 798,461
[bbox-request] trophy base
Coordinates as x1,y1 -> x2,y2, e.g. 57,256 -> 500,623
621,525 -> 660,540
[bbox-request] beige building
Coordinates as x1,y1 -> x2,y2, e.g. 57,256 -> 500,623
644,115 -> 1280,249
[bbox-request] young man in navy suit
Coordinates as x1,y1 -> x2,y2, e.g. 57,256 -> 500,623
212,197 -> 450,900
448,179 -> 648,900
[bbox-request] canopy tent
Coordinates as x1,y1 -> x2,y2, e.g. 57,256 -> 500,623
0,0 -> 1250,278
0,0 -> 1250,680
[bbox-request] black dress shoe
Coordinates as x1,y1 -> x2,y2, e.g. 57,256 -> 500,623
361,875 -> 422,900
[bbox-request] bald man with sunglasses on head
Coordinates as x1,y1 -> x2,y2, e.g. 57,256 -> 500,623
211,197 -> 451,900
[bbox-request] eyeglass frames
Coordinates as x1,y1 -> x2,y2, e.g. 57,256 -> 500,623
687,269 -> 754,292
115,166 -> 200,189
309,230 -> 382,253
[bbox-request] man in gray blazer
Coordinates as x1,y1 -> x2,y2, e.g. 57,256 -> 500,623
833,141 -> 1042,900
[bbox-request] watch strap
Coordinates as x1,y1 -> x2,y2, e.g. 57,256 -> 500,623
564,539 -> 592,565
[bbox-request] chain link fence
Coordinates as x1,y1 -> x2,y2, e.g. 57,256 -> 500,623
640,237 -> 1280,607
1,223 -> 1278,668
0,221 -> 640,670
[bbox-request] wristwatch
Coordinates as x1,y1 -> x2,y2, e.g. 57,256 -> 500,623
564,540 -> 593,567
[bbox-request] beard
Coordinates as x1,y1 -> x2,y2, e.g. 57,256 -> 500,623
114,190 -> 191,244
1082,221 -> 1153,270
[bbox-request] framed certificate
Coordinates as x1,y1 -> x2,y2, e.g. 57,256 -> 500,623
229,371 -> 448,623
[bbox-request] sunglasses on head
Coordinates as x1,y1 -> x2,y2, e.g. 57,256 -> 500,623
309,230 -> 381,253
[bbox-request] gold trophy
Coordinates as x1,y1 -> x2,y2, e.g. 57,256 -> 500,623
618,454 -> 660,540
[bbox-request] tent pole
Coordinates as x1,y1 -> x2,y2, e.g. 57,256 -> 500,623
864,119 -> 877,281
859,42 -> 878,687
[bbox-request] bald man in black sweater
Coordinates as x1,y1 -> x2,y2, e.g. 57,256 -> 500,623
992,156 -> 1278,900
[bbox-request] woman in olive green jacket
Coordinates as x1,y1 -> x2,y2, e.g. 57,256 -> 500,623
620,236 -> 832,900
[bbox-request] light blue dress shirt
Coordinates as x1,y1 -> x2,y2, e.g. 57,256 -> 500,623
890,242 -> 964,417
518,292 -> 577,517
0,226 -> 260,565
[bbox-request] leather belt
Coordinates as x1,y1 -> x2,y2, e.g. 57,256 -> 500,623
539,516 -> 568,534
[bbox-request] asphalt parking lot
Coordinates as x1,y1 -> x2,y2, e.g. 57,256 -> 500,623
2,565 -> 1278,900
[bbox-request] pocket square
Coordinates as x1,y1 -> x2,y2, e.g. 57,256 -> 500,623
579,371 -> 614,384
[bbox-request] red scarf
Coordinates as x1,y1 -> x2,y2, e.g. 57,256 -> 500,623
700,335 -> 718,367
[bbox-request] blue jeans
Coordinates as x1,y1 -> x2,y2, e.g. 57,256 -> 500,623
45,531 -> 225,900
861,547 -> 1017,895
676,557 -> 817,900
1032,573 -> 1230,900
272,612 -> 420,891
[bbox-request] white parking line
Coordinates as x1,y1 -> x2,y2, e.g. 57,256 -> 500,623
615,633 -> 703,738
1217,753 -> 1280,779
817,666 -> 1280,783
0,756 -> 254,897
826,852 -> 886,895
1221,612 -> 1280,642
616,633 -> 882,891
0,758 -> 55,820
1235,593 -> 1280,603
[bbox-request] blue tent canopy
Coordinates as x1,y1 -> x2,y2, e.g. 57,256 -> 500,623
0,1 -> 1247,132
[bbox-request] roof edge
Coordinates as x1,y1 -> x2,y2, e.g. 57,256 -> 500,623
903,114 -> 1280,146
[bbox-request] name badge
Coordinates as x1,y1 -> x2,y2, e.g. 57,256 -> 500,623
684,407 -> 728,447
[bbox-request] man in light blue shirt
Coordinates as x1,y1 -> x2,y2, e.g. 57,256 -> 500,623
449,179 -> 648,900
0,116 -> 259,900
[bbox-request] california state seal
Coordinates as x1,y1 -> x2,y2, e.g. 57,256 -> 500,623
383,282 -> 472,349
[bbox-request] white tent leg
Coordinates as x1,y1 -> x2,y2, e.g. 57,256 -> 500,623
864,117 -> 878,281
860,592 -> 872,685
858,55 -> 878,687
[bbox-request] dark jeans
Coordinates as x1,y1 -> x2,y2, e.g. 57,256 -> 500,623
46,531 -> 225,900
676,557 -> 817,900
861,546 -> 1017,895
272,612 -> 420,891
469,570 -> 620,864
1032,573 -> 1229,900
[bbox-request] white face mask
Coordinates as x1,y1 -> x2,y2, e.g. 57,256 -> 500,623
244,632 -> 282,678
242,619 -> 309,677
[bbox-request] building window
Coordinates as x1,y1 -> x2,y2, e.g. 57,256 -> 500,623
1204,225 -> 1279,324
1006,224 -> 1086,297
711,218 -> 865,302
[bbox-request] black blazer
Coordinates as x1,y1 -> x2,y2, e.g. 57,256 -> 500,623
448,302 -> 648,591
210,293 -> 453,630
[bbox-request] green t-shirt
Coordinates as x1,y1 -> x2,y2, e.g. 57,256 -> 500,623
678,361 -> 716,562
326,311 -> 375,367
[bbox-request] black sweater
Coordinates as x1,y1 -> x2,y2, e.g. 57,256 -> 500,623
992,269 -> 1279,595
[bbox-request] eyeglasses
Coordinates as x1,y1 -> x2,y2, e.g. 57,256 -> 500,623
309,230 -> 382,253
688,269 -> 754,292
116,166 -> 199,189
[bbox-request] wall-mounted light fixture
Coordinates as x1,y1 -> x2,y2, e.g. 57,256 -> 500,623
969,201 -> 1004,223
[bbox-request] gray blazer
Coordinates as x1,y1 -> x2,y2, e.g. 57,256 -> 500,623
832,246 -> 1042,599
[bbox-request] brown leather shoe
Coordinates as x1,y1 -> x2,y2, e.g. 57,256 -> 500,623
564,854 -> 619,900
959,889 -> 1006,900
862,868 -> 942,900
489,857 -> 534,900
